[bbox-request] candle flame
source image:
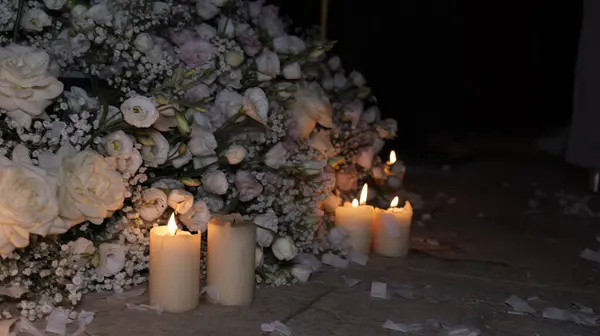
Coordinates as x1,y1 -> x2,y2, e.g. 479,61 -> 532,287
389,150 -> 397,164
351,199 -> 359,208
359,183 -> 368,205
167,213 -> 177,235
390,196 -> 399,208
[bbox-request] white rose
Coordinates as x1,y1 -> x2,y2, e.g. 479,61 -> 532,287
179,200 -> 210,232
349,71 -> 366,87
255,49 -> 280,80
21,9 -> 52,31
170,148 -> 193,169
309,130 -> 335,157
255,246 -> 263,268
196,23 -> 217,40
201,170 -> 228,195
58,150 -> 126,227
69,237 -> 96,267
264,142 -> 288,169
215,88 -> 243,119
291,264 -> 312,283
120,96 -> 159,128
355,147 -> 375,170
225,50 -> 245,67
188,127 -> 217,156
334,72 -> 348,89
0,45 -> 63,129
141,130 -> 170,166
272,35 -> 306,55
235,170 -> 263,202
196,0 -> 219,19
0,145 -> 67,255
218,16 -> 236,38
361,106 -> 381,124
139,188 -> 168,221
117,148 -> 143,176
219,68 -> 243,89
242,87 -> 269,125
328,56 -> 341,71
193,156 -> 218,169
44,0 -> 66,10
103,131 -> 133,159
283,62 -> 302,79
133,33 -> 155,53
95,243 -> 127,277
272,236 -> 298,261
289,82 -> 333,138
167,189 -> 194,214
224,144 -> 246,164
253,211 -> 278,247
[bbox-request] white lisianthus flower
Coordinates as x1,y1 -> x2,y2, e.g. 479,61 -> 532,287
224,144 -> 246,164
44,0 -> 66,10
0,45 -> 63,129
272,35 -> 306,55
103,131 -> 133,159
139,188 -> 168,221
349,71 -> 366,87
120,96 -> 159,128
178,200 -> 210,232
255,49 -> 280,80
291,264 -> 312,283
170,148 -> 193,169
133,33 -> 155,53
333,72 -> 348,89
188,126 -> 217,156
361,106 -> 381,124
69,237 -> 96,267
272,236 -> 298,261
255,246 -> 264,268
282,62 -> 302,79
168,189 -> 194,215
95,243 -> 127,277
328,56 -> 341,70
21,9 -> 52,31
309,130 -> 335,157
235,170 -> 263,202
289,82 -> 333,138
117,148 -> 143,176
242,87 -> 269,125
0,145 -> 67,255
57,150 -> 126,227
264,142 -> 288,169
225,50 -> 244,67
196,23 -> 217,40
201,170 -> 228,195
253,210 -> 278,247
141,130 -> 170,166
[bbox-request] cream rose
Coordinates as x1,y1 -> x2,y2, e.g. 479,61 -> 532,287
0,45 -> 64,129
201,170 -> 228,195
178,200 -> 210,232
224,144 -> 246,164
58,150 -> 126,227
139,187 -> 168,221
167,189 -> 194,214
272,236 -> 298,261
0,145 -> 67,255
95,243 -> 127,277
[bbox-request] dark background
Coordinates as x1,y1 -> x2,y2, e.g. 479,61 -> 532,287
274,0 -> 582,146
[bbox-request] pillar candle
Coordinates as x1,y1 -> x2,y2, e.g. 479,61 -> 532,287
373,198 -> 413,257
207,213 -> 256,306
150,214 -> 201,313
334,184 -> 373,254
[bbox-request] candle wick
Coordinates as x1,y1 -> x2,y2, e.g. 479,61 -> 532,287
174,228 -> 179,235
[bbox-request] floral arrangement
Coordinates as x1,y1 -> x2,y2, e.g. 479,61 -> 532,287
0,0 -> 400,320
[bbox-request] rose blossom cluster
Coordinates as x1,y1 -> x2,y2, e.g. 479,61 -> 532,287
0,0 -> 402,317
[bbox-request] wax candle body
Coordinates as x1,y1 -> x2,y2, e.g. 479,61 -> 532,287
207,214 -> 256,306
149,226 -> 201,313
335,203 -> 373,254
373,202 -> 412,257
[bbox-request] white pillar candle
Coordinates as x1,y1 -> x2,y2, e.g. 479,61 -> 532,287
150,213 -> 201,313
207,213 -> 256,306
373,197 -> 413,257
334,184 -> 373,254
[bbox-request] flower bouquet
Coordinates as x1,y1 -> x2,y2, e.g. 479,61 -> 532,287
0,0 -> 400,320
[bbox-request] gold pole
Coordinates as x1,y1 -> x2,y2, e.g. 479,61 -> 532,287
321,0 -> 329,41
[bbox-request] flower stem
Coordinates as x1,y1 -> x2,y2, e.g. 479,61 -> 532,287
13,0 -> 25,42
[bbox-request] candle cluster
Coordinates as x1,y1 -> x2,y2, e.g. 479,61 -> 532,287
335,151 -> 413,258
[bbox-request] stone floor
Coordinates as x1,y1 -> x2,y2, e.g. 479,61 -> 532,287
74,137 -> 600,335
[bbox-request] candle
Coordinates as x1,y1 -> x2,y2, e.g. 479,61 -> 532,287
373,197 -> 413,257
334,184 -> 373,254
150,213 -> 201,313
207,214 -> 256,306
385,150 -> 405,176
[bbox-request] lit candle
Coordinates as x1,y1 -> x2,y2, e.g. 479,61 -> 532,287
385,150 -> 405,176
149,213 -> 201,313
373,196 -> 413,257
207,214 -> 256,306
334,184 -> 373,254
